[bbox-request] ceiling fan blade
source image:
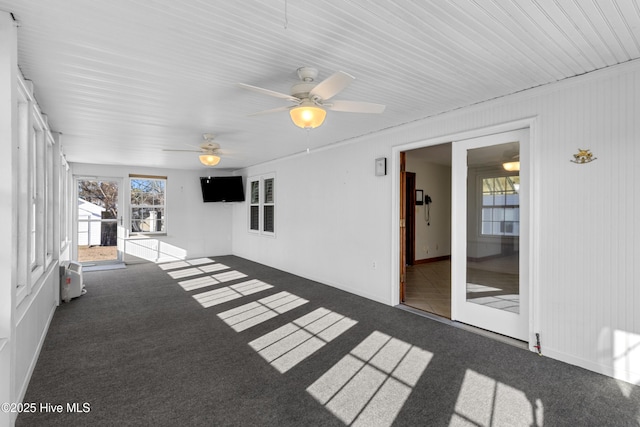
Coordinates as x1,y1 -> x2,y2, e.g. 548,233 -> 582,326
309,71 -> 354,101
248,105 -> 292,116
237,83 -> 299,102
162,149 -> 202,153
326,100 -> 386,114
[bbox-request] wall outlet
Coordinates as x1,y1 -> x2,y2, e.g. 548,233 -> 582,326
372,261 -> 377,269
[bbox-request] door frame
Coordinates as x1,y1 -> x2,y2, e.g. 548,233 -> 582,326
391,117 -> 539,351
73,175 -> 124,264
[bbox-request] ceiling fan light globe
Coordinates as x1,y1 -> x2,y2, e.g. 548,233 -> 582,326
502,161 -> 520,171
199,154 -> 221,166
290,105 -> 326,129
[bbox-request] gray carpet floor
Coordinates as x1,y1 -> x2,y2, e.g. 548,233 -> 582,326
17,256 -> 640,426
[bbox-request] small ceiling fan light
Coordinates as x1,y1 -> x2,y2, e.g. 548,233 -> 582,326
199,153 -> 221,166
502,161 -> 520,171
289,104 -> 326,129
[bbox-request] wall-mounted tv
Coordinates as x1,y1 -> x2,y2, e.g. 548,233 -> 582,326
200,176 -> 245,202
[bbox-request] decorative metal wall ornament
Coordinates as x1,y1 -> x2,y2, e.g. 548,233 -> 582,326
570,148 -> 597,164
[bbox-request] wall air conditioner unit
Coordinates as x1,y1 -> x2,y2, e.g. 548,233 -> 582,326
60,261 -> 85,303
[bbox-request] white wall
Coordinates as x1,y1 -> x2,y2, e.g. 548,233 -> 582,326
14,267 -> 57,405
2,15 -> 69,424
232,59 -> 640,385
71,163 -> 235,261
405,157 -> 451,261
0,12 -> 17,426
232,139 -> 393,304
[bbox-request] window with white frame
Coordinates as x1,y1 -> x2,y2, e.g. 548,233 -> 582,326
130,175 -> 167,234
46,136 -> 54,260
59,155 -> 71,250
16,85 -> 30,296
480,175 -> 520,236
29,127 -> 37,271
250,180 -> 259,231
248,173 -> 275,235
16,75 -> 57,304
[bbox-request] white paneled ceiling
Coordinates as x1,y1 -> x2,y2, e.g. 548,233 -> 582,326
3,0 -> 640,170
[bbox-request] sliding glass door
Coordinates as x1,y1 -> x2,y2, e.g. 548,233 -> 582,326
452,129 -> 529,341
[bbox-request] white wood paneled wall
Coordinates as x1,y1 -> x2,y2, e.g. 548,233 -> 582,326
535,67 -> 640,383
400,62 -> 640,383
397,62 -> 640,383
234,59 -> 640,384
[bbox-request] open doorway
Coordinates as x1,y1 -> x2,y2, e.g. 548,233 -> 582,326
400,143 -> 452,318
75,177 -> 123,265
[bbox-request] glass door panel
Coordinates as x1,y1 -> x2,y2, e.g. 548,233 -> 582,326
76,178 -> 122,264
452,128 -> 529,342
466,147 -> 520,314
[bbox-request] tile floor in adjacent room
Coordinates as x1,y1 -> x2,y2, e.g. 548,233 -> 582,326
403,260 -> 451,318
404,257 -> 521,318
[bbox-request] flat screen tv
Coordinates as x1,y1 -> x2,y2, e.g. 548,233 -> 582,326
200,176 -> 245,202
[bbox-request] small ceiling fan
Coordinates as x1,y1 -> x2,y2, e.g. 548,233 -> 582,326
238,67 -> 385,129
163,134 -> 224,166
502,146 -> 520,172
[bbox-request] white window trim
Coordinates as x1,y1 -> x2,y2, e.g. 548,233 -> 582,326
59,155 -> 72,253
129,174 -> 168,236
249,179 -> 260,233
248,172 -> 276,237
16,76 -> 32,305
16,75 -> 58,306
45,132 -> 54,264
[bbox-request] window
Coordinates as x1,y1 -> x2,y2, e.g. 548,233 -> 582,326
16,84 -> 30,297
481,175 -> 520,236
250,180 -> 259,231
29,128 -> 37,270
60,155 -> 71,250
263,177 -> 275,233
248,173 -> 275,235
130,175 -> 166,234
16,74 -> 57,303
46,135 -> 54,261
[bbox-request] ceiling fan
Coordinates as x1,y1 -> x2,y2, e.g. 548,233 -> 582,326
502,147 -> 520,172
238,67 -> 385,129
163,133 -> 224,166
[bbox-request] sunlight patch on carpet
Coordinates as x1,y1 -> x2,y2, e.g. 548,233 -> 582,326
451,369 -> 540,427
249,308 -> 357,373
217,292 -> 308,332
193,280 -> 273,308
199,263 -> 230,273
179,276 -> 220,291
212,270 -> 247,283
307,331 -> 432,426
159,258 -> 215,270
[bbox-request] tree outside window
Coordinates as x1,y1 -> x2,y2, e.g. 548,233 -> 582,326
130,176 -> 166,233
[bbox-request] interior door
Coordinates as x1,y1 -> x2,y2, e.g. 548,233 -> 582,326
406,172 -> 416,265
399,153 -> 406,302
76,177 -> 123,264
451,129 -> 529,341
